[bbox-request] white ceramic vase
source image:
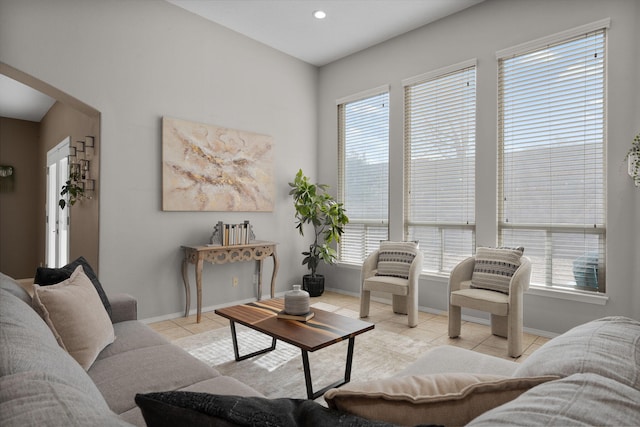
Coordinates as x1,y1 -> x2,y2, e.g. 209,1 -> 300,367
284,285 -> 310,315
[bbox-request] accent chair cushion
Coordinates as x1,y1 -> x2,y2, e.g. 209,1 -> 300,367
375,241 -> 419,279
470,247 -> 524,294
32,266 -> 115,370
450,288 -> 509,316
34,256 -> 112,319
324,373 -> 557,427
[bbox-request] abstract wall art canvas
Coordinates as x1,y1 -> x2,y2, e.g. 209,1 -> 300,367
162,117 -> 274,211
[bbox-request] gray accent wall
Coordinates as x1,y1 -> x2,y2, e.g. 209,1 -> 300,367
317,0 -> 640,334
0,0 -> 317,319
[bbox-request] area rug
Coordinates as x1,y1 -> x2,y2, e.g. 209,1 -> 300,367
173,323 -> 433,402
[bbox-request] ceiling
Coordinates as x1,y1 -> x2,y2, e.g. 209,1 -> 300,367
0,74 -> 56,123
168,0 -> 484,66
1,0 -> 483,123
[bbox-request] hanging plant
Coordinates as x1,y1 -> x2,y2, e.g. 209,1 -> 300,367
59,169 -> 85,209
625,132 -> 640,187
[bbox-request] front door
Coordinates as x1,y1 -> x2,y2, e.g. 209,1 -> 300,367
45,137 -> 70,268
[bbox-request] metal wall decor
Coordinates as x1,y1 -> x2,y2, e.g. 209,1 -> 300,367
68,136 -> 96,195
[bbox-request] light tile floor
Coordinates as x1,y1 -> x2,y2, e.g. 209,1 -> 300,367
150,291 -> 550,362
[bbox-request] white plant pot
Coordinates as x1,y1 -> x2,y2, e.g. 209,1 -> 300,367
629,153 -> 640,187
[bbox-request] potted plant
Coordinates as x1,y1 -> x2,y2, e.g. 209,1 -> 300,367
59,169 -> 85,209
626,132 -> 640,187
289,169 -> 349,296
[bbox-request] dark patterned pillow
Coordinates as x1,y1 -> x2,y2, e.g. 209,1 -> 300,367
34,256 -> 112,319
135,392 -> 399,427
375,241 -> 419,279
470,247 -> 524,294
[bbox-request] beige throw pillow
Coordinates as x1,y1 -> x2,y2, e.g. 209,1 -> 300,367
324,373 -> 558,427
32,265 -> 115,370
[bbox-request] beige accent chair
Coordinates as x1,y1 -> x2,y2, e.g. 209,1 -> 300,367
359,250 -> 423,327
448,256 -> 531,357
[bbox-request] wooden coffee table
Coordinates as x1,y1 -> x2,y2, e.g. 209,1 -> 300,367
215,299 -> 374,399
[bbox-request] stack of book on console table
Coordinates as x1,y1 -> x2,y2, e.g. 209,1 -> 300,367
209,220 -> 255,246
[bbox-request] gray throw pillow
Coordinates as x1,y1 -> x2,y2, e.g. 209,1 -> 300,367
0,371 -> 129,427
469,373 -> 640,427
514,316 -> 640,390
0,271 -> 31,304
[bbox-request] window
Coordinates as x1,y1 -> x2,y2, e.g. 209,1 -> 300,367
338,87 -> 389,263
497,21 -> 607,292
404,61 -> 476,274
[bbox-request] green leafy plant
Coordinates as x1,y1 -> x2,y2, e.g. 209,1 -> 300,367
59,170 -> 85,209
288,169 -> 349,277
625,132 -> 640,186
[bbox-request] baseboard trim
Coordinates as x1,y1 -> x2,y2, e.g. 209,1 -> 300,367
142,288 -> 558,338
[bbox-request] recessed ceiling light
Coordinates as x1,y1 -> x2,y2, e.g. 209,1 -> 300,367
313,10 -> 327,20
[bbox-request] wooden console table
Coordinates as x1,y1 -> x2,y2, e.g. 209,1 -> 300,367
181,241 -> 279,323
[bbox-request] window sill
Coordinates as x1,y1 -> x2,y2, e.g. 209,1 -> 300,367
336,261 -> 363,271
526,285 -> 608,306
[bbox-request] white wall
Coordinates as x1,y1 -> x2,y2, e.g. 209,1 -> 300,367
0,0 -> 318,319
318,0 -> 640,334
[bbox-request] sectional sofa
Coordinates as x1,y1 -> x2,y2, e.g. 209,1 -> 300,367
325,315 -> 640,426
0,272 -> 261,426
2,269 -> 639,426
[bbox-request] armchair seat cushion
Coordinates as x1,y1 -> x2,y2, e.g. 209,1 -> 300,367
363,274 -> 409,295
450,289 -> 509,316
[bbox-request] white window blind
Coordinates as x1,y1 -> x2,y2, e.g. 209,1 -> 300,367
498,26 -> 606,292
404,63 -> 476,274
338,90 -> 389,264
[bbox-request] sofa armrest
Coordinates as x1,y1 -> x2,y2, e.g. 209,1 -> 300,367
108,293 -> 138,323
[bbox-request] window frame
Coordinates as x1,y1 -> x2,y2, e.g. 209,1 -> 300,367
337,85 -> 390,265
402,60 -> 477,275
496,19 -> 609,294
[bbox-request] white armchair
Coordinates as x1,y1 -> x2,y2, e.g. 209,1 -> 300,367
359,248 -> 423,328
448,255 -> 531,357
